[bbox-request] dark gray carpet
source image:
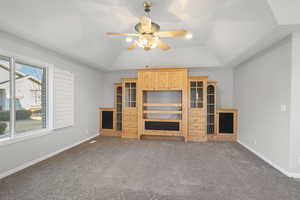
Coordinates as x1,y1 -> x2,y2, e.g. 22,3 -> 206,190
1,136 -> 300,200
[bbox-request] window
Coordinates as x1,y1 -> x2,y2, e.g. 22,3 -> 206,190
0,55 -> 49,140
15,62 -> 47,134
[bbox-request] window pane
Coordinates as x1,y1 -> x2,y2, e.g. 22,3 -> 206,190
15,62 -> 46,134
0,56 -> 10,138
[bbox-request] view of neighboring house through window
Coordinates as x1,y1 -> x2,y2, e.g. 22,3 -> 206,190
15,62 -> 47,134
0,56 -> 11,138
0,55 -> 47,139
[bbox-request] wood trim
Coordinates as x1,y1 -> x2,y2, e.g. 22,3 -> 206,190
144,118 -> 182,122
114,82 -> 122,86
143,103 -> 182,107
99,107 -> 115,111
189,76 -> 209,80
143,110 -> 182,114
120,78 -> 137,82
208,81 -> 218,85
143,130 -> 183,136
136,67 -> 188,72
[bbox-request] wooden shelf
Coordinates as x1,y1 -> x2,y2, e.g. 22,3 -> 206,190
143,103 -> 182,107
144,118 -> 181,122
143,110 -> 182,114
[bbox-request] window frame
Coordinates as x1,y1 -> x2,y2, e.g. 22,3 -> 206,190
0,49 -> 54,146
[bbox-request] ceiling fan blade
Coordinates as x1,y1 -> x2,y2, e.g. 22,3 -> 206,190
157,30 -> 188,38
157,40 -> 170,51
107,32 -> 139,36
128,41 -> 138,50
139,16 -> 152,33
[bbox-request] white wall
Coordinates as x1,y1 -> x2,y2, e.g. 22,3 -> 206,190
189,68 -> 234,108
289,32 -> 300,174
0,31 -> 103,175
102,68 -> 234,108
234,37 -> 292,172
102,70 -> 136,107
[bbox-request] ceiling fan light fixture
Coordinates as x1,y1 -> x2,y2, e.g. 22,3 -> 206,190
107,1 -> 189,51
151,43 -> 158,49
126,37 -> 133,43
185,33 -> 193,39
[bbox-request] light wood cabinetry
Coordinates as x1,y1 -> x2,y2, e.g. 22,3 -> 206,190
137,68 -> 187,90
137,68 -> 188,141
99,67 -> 238,142
99,108 -> 121,136
209,109 -> 238,142
188,76 -> 208,142
122,78 -> 138,139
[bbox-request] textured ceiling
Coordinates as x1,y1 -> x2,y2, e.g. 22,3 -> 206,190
0,0 -> 296,71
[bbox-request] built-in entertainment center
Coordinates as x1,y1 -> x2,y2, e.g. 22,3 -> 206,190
100,67 -> 237,142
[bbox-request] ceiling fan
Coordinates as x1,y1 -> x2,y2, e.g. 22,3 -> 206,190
107,1 -> 189,51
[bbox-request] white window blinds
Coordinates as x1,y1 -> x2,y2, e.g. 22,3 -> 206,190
53,67 -> 74,129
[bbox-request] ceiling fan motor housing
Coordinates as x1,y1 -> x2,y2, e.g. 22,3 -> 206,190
135,22 -> 160,34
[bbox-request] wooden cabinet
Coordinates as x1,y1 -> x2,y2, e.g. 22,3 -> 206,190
168,71 -> 184,90
188,76 -> 208,142
137,68 -> 188,141
99,108 -> 121,136
137,68 -> 187,91
122,78 -> 138,139
140,71 -> 156,90
99,67 -> 238,142
209,109 -> 238,142
156,72 -> 169,90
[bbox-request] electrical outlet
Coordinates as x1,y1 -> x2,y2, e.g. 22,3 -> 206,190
254,140 -> 257,145
85,129 -> 89,135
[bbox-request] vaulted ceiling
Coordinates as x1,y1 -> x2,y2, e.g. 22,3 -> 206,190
0,0 -> 299,71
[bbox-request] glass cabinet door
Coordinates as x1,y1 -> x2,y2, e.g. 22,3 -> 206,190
207,85 -> 216,134
190,81 -> 203,108
116,86 -> 122,130
125,82 -> 136,107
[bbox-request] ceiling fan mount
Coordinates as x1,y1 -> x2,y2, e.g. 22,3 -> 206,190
143,1 -> 152,13
107,1 -> 189,51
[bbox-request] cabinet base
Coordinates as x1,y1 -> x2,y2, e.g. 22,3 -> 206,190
121,133 -> 138,139
207,134 -> 237,142
100,130 -> 122,137
187,135 -> 208,142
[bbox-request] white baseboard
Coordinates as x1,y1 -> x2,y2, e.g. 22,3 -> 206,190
238,140 -> 300,179
0,134 -> 98,180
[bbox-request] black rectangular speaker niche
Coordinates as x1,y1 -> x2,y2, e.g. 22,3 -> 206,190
145,121 -> 180,131
102,111 -> 113,129
219,113 -> 234,134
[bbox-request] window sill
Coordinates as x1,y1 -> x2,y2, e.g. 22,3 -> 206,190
0,129 -> 52,147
